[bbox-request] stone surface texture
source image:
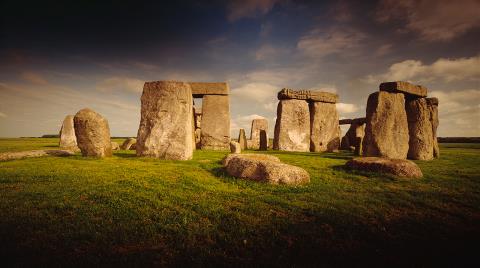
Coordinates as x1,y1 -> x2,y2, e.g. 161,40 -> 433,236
74,108 -> 112,157
380,81 -> 427,97
189,82 -> 229,97
346,157 -> 423,178
238,128 -> 247,150
273,99 -> 310,152
362,91 -> 409,159
278,88 -> 338,103
223,154 -> 310,185
230,141 -> 241,154
406,98 -> 434,160
427,98 -> 440,158
200,95 -> 230,150
250,118 -> 268,149
59,115 -> 78,150
136,81 -> 193,160
121,138 -> 137,150
309,101 -> 340,152
0,150 -> 75,161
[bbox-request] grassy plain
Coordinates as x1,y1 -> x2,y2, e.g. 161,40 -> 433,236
0,138 -> 479,266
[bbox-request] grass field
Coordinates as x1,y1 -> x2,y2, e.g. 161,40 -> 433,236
0,138 -> 479,266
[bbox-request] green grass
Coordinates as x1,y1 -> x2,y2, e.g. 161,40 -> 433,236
0,138 -> 479,266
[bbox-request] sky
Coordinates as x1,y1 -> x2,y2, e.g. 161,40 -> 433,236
0,0 -> 479,138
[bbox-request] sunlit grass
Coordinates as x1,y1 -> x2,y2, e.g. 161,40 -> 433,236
0,138 -> 479,266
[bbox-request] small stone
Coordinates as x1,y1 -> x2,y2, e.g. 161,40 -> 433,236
230,141 -> 241,154
111,142 -> 120,150
74,108 -> 112,158
346,157 -> 423,178
121,138 -> 137,150
59,115 -> 78,150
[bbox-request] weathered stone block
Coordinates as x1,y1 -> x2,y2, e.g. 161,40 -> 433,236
427,98 -> 440,158
380,81 -> 427,97
189,82 -> 229,97
362,91 -> 409,159
278,88 -> 338,103
136,81 -> 193,160
309,102 -> 340,152
238,128 -> 247,150
59,115 -> 78,150
249,118 -> 268,149
200,95 -> 230,150
74,108 -> 112,157
259,130 -> 268,151
406,98 -> 434,160
273,99 -> 310,152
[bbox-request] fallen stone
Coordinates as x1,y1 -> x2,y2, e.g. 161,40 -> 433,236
427,98 -> 440,158
136,81 -> 193,160
379,81 -> 427,97
223,154 -> 310,185
111,141 -> 120,150
250,118 -> 268,149
59,115 -> 78,150
238,128 -> 247,150
200,95 -> 230,150
74,108 -> 112,157
346,157 -> 423,178
362,91 -> 409,159
222,153 -> 280,166
406,98 -> 434,160
121,138 -> 137,150
278,88 -> 338,103
230,141 -> 241,154
273,99 -> 310,152
0,149 -> 74,162
309,101 -> 340,152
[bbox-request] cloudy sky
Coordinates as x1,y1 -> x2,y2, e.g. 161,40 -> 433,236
0,0 -> 479,138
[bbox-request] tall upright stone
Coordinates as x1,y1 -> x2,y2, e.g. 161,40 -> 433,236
259,130 -> 268,151
362,91 -> 409,159
200,95 -> 230,150
406,98 -> 434,160
74,108 -> 112,157
250,118 -> 268,149
273,99 -> 310,152
59,115 -> 78,150
309,101 -> 340,152
136,81 -> 193,160
238,128 -> 247,150
427,98 -> 440,158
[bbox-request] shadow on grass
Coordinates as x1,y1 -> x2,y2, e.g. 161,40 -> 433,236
114,153 -> 137,158
332,164 -> 397,182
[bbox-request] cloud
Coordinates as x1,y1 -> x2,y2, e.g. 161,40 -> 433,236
329,0 -> 352,22
365,56 -> 480,84
375,44 -> 393,57
0,112 -> 7,118
336,103 -> 359,114
21,71 -> 49,85
375,0 -> 480,41
297,27 -> 366,58
231,82 -> 279,103
96,77 -> 144,93
255,44 -> 288,61
430,89 -> 480,136
231,114 -> 268,135
227,0 -> 279,22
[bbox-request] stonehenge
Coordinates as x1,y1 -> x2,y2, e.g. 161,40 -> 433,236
136,81 -> 194,160
362,81 -> 439,160
273,88 -> 340,152
59,115 -> 78,151
340,117 -> 366,154
74,108 -> 113,158
250,118 -> 268,150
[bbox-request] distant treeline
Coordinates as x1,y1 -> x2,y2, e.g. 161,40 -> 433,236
438,137 -> 480,143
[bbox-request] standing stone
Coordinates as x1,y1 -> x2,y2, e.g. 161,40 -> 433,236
427,98 -> 440,158
136,81 -> 193,160
121,138 -> 137,150
238,128 -> 247,150
259,130 -> 268,151
341,121 -> 365,151
354,137 -> 363,156
230,141 -> 241,154
406,98 -> 434,160
59,115 -> 78,150
273,99 -> 310,152
309,102 -> 340,152
74,108 -> 112,157
250,118 -> 268,149
362,91 -> 409,159
200,95 -> 230,150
